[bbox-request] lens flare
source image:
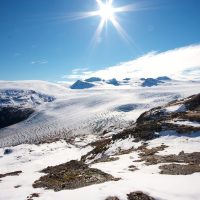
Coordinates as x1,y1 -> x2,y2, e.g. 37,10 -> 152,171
66,0 -> 152,45
98,1 -> 115,21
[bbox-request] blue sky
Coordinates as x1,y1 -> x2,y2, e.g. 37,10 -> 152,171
0,0 -> 200,81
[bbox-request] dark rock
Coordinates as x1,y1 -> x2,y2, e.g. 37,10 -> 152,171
91,156 -> 119,164
139,151 -> 200,166
128,165 -> 139,172
27,193 -> 40,200
33,160 -> 118,191
0,106 -> 34,128
127,191 -> 155,200
138,145 -> 168,157
115,93 -> 200,142
159,164 -> 200,175
184,93 -> 200,111
14,185 -> 21,188
0,170 -> 22,179
105,197 -> 120,200
4,148 -> 13,155
81,139 -> 112,163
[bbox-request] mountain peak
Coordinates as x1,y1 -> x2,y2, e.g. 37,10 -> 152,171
70,80 -> 95,89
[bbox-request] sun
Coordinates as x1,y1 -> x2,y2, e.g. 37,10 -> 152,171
68,0 -> 147,44
98,1 -> 115,21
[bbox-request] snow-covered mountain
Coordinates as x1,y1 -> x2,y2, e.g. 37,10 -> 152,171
106,78 -> 120,86
84,77 -> 102,82
0,78 -> 200,200
0,79 -> 200,147
0,89 -> 55,129
70,80 -> 95,89
69,76 -> 173,89
0,89 -> 55,107
0,80 -> 69,96
141,76 -> 171,87
0,90 -> 200,200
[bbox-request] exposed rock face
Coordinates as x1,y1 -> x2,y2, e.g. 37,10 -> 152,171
33,160 -> 118,191
70,80 -> 95,89
0,106 -> 34,128
138,151 -> 200,166
0,89 -> 55,129
184,93 -> 200,111
159,164 -> 200,175
113,93 -> 200,141
81,138 -> 112,163
80,94 -> 200,165
127,191 -> 155,200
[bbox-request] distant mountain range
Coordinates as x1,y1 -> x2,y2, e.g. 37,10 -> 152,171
70,76 -> 172,89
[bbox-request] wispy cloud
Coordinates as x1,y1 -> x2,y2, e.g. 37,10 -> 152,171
62,67 -> 91,80
72,68 -> 89,74
63,44 -> 200,81
30,60 -> 48,65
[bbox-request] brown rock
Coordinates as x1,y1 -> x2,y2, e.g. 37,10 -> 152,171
127,191 -> 155,200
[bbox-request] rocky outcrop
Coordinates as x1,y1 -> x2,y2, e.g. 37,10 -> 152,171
137,150 -> 200,166
0,106 -> 34,128
105,197 -> 120,200
159,164 -> 200,175
0,170 -> 22,180
33,160 -> 119,191
113,93 -> 200,141
0,89 -> 55,129
127,191 -> 155,200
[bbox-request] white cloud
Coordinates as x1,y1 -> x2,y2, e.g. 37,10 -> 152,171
31,60 -> 48,65
63,67 -> 91,80
63,44 -> 200,81
62,74 -> 84,80
72,68 -> 89,74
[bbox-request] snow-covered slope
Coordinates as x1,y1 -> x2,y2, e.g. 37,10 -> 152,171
0,80 -> 69,97
0,80 -> 200,147
0,89 -> 55,107
0,80 -> 200,200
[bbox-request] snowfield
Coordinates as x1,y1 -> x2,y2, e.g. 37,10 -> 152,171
0,79 -> 200,200
0,80 -> 200,147
0,132 -> 200,200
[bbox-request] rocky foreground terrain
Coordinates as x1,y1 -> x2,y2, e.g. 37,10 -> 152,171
0,93 -> 200,200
